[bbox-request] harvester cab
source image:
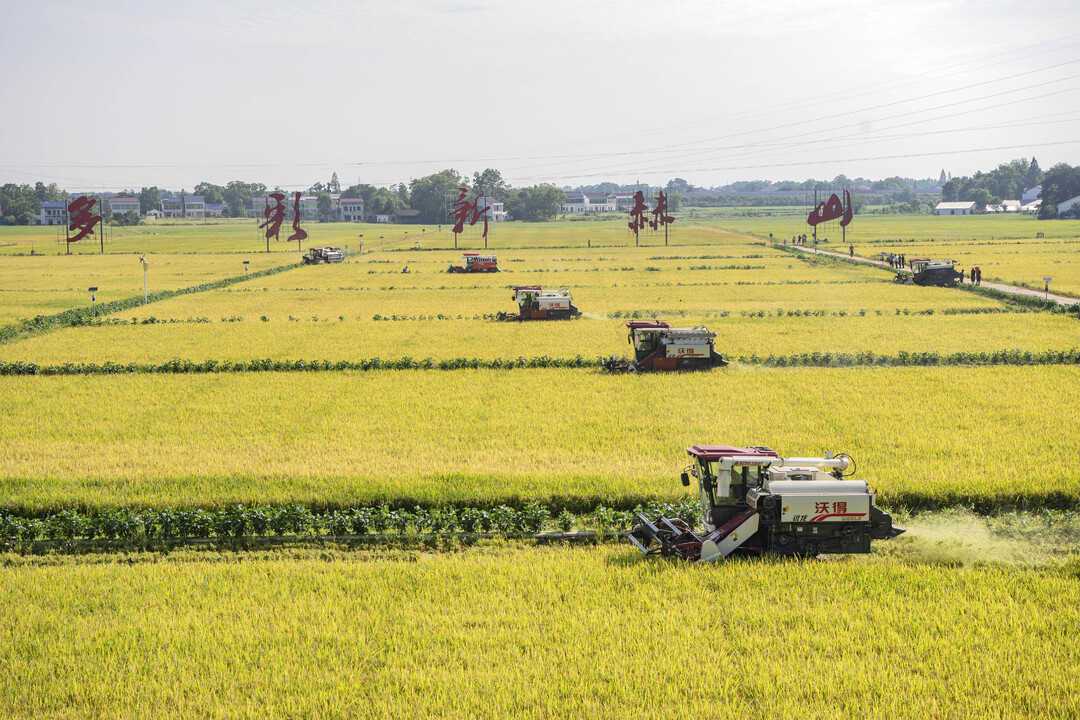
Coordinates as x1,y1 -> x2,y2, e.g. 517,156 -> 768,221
628,445 -> 903,562
448,253 -> 499,273
603,321 -> 727,372
498,286 -> 580,321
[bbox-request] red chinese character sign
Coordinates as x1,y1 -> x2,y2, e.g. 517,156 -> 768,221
258,192 -> 307,252
288,192 -> 308,247
806,188 -> 853,246
67,195 -> 102,244
628,190 -> 676,246
448,187 -> 491,249
260,193 -> 287,244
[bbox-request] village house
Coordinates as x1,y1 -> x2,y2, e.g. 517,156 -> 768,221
162,195 -> 205,219
108,197 -> 140,216
934,201 -> 976,216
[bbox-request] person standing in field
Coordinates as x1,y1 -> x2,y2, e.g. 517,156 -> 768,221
960,268 -> 965,283
849,244 -> 854,257
976,266 -> 982,285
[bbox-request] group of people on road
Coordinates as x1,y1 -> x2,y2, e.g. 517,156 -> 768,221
787,233 -> 810,245
964,266 -> 982,285
887,253 -> 906,269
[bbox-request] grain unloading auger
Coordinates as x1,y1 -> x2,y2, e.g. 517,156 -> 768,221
628,445 -> 903,561
497,286 -> 581,321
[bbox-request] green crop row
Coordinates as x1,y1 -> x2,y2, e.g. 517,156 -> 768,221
737,348 -> 1080,367
1,347 -> 1077,377
0,501 -> 699,550
0,355 -> 595,376
0,261 -> 300,342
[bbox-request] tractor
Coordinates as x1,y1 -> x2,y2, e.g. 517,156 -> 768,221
628,445 -> 903,562
602,321 -> 727,372
302,247 -> 345,264
894,258 -> 962,286
497,286 -> 580,321
447,252 -> 499,273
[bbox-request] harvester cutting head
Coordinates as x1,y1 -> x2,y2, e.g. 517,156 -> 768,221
602,321 -> 727,372
628,445 -> 903,561
497,286 -> 580,321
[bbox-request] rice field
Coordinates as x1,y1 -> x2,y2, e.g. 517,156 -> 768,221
2,544 -> 1078,720
711,213 -> 1080,297
2,365 -> 1077,512
3,215 -> 1079,719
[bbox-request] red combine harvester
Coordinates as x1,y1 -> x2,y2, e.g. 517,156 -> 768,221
498,286 -> 580,321
603,321 -> 727,372
447,253 -> 499,273
628,445 -> 903,561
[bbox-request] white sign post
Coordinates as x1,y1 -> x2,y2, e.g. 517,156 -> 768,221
1043,277 -> 1053,300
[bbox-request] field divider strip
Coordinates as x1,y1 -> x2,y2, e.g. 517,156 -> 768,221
1,348 -> 1078,376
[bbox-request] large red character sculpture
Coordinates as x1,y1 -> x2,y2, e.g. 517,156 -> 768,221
649,191 -> 675,230
259,193 -> 287,241
67,195 -> 102,243
449,187 -> 491,239
807,190 -> 853,228
628,191 -> 649,234
287,192 -> 308,244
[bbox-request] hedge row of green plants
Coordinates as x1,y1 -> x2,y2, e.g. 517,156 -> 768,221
736,348 -> 1080,367
1,348 -> 1076,377
0,262 -> 300,342
0,501 -> 700,550
0,355 -> 595,376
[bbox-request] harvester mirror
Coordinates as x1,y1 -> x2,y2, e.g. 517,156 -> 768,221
681,472 -> 690,487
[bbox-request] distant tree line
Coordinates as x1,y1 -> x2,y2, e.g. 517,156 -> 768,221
941,157 -> 1042,209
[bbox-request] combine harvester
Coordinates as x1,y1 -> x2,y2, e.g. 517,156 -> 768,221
894,258 -> 962,286
603,321 -> 727,372
497,286 -> 581,321
628,445 -> 904,561
447,252 -> 499,273
301,246 -> 345,264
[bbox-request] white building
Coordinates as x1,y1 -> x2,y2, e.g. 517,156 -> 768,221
478,196 -> 507,222
1057,195 -> 1080,217
1001,200 -> 1021,213
1021,199 -> 1042,213
35,201 -> 68,225
339,197 -> 365,222
109,197 -> 140,216
934,201 -> 977,216
559,191 -> 616,213
1022,186 -> 1042,203
162,195 -> 205,219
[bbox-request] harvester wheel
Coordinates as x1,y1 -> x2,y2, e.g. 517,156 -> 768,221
761,496 -> 777,510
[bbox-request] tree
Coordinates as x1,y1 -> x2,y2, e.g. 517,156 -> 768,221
507,184 -> 565,221
328,172 -> 341,193
194,182 -> 225,205
0,183 -> 40,225
970,188 -> 992,211
316,191 -> 334,221
138,187 -> 163,215
222,181 -> 266,218
408,169 -> 464,224
1026,157 -> 1042,190
471,169 -> 508,201
1038,162 -> 1080,218
939,169 -> 947,186
368,187 -> 405,216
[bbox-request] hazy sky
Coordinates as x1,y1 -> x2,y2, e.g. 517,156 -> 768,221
3,0 -> 1080,192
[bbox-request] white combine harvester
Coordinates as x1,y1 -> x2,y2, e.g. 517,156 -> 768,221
629,445 -> 903,561
498,286 -> 580,321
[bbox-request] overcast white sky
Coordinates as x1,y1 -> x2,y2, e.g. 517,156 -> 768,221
2,0 -> 1080,192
